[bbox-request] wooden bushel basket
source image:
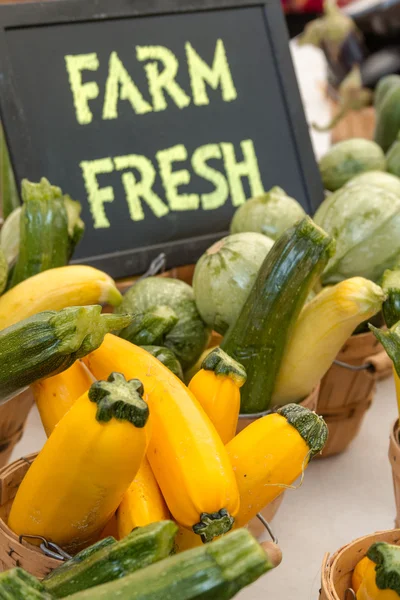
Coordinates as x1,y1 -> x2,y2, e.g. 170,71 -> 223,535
0,453 -> 61,578
239,384 -> 320,537
317,331 -> 391,458
389,419 -> 400,528
319,529 -> 400,599
0,390 -> 34,469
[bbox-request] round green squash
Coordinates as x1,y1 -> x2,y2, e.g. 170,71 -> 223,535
115,277 -> 210,370
386,134 -> 400,178
319,139 -> 386,191
193,232 -> 274,335
230,186 -> 305,240
314,183 -> 400,284
345,170 -> 400,196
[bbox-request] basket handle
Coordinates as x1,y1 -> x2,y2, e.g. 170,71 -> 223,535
365,350 -> 392,378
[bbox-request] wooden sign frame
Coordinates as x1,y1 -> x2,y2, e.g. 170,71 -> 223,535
0,0 -> 323,278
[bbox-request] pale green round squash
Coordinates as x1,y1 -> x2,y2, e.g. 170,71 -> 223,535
230,186 -> 305,240
193,232 -> 274,335
319,139 -> 386,191
314,183 -> 400,284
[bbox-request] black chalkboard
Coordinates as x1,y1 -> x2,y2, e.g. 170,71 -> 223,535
0,0 -> 323,278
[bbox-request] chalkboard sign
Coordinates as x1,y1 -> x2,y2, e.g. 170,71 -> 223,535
0,0 -> 323,278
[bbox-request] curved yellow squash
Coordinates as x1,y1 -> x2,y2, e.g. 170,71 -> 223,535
8,373 -> 150,552
355,557 -> 399,599
117,458 -> 170,539
188,348 -> 246,444
0,265 -> 121,330
352,557 -> 375,594
226,404 -> 328,527
84,334 -> 240,542
32,361 -> 94,436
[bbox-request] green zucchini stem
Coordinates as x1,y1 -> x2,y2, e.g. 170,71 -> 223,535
202,348 -> 247,387
192,509 -> 235,543
88,372 -> 149,427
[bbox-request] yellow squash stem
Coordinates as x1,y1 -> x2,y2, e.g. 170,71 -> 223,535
0,265 -> 122,330
226,404 -> 328,527
354,542 -> 400,599
32,361 -> 95,436
8,373 -> 150,552
188,348 -> 246,444
273,277 -> 385,405
84,334 -> 240,543
117,458 -> 170,539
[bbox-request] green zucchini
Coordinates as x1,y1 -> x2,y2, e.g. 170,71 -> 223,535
374,86 -> 400,152
374,74 -> 400,111
0,568 -> 52,600
221,217 -> 335,413
381,268 -> 400,328
141,345 -> 184,380
0,306 -> 131,403
43,521 -> 177,599
10,178 -> 69,288
43,537 -> 116,582
66,529 -> 276,600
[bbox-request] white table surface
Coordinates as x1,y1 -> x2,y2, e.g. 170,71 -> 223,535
10,42 -> 383,600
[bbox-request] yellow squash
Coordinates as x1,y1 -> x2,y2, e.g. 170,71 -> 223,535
84,334 -> 240,542
117,458 -> 170,539
188,348 -> 246,444
352,557 -> 375,594
0,265 -> 122,330
273,277 -> 385,405
32,361 -> 94,436
226,403 -> 328,527
353,542 -> 400,599
8,373 -> 150,552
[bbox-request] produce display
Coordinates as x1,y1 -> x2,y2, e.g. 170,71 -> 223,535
4,65 -> 400,597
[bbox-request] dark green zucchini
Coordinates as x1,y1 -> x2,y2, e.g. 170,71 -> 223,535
43,537 -> 116,582
374,86 -> 400,152
374,74 -> 400,111
0,306 -> 131,403
142,345 -> 184,380
10,178 -> 69,288
221,217 -> 335,413
65,529 -> 277,600
0,568 -> 52,599
43,521 -> 177,598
